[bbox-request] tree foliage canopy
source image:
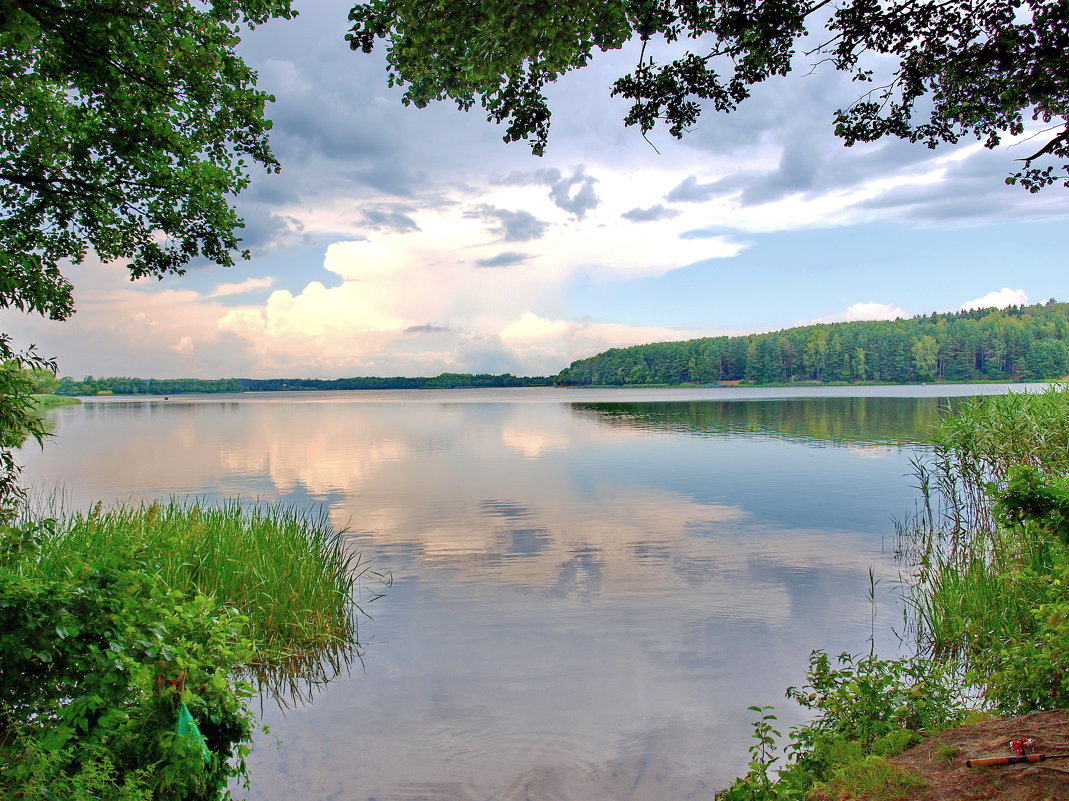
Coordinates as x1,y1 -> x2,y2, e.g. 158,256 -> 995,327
348,0 -> 1069,190
0,0 -> 295,323
0,0 -> 295,509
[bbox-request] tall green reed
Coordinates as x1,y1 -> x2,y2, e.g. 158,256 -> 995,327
918,386 -> 1069,538
902,385 -> 1069,665
17,497 -> 379,699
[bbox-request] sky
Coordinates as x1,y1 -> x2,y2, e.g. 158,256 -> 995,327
6,3 -> 1068,380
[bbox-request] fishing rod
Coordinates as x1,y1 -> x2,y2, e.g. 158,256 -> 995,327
967,753 -> 1069,767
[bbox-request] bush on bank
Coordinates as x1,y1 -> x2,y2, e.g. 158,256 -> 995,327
0,501 -> 363,800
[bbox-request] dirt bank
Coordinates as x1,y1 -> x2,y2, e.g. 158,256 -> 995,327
816,709 -> 1069,801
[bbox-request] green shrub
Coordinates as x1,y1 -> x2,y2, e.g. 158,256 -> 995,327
788,651 -> 965,747
0,527 -> 257,800
0,495 -> 379,800
715,651 -> 965,801
996,465 -> 1069,542
966,551 -> 1069,713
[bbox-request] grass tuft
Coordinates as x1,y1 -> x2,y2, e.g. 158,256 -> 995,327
901,386 -> 1069,661
899,384 -> 1069,711
16,498 -> 370,696
818,753 -> 927,800
28,393 -> 81,408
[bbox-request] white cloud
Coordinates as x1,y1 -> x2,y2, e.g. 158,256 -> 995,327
500,312 -> 571,344
180,179 -> 747,374
170,336 -> 195,355
807,301 -> 909,325
497,312 -> 702,374
843,302 -> 908,321
282,173 -> 745,282
2,258 -> 251,377
6,238 -> 714,379
208,277 -> 275,298
959,287 -> 1028,311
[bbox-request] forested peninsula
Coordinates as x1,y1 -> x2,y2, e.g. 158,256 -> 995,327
557,301 -> 1069,387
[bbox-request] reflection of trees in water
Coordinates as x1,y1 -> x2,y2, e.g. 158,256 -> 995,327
570,397 -> 954,447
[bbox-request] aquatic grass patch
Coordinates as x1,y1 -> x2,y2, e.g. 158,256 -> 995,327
899,385 -> 1069,711
913,384 -> 1069,538
901,386 -> 1069,659
19,498 -> 369,689
27,393 -> 80,408
903,523 -> 1059,662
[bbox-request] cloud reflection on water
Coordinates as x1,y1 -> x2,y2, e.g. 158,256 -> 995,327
20,392 -> 929,800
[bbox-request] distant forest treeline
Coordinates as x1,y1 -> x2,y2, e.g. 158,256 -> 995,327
55,373 -> 555,396
556,302 -> 1069,386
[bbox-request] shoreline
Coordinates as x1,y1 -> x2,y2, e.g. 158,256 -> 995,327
58,377 -> 1058,398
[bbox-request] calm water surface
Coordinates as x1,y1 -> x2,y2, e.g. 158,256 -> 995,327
20,384 -> 1036,800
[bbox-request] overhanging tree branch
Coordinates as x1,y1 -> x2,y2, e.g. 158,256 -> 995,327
347,0 -> 1069,191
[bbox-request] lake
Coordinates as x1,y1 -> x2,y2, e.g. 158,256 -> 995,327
20,384 -> 1034,800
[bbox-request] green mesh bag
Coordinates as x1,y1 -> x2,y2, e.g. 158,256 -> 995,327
175,700 -> 211,764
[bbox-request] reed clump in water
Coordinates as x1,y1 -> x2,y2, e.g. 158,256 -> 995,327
17,498 -> 366,689
913,386 -> 1069,538
902,385 -> 1069,708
